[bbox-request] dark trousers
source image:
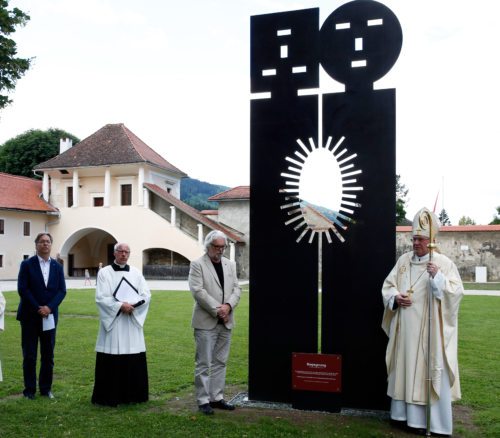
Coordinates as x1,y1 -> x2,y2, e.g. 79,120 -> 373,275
20,318 -> 56,395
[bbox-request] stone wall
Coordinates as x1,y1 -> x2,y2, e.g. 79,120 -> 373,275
397,226 -> 500,281
218,201 -> 250,236
217,200 -> 250,280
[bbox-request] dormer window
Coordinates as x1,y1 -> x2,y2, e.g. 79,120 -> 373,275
165,179 -> 175,194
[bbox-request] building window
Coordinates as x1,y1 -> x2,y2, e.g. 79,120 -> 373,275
67,186 -> 73,207
0,255 -> 3,267
0,219 -> 4,234
121,184 -> 132,206
23,221 -> 30,236
94,197 -> 104,207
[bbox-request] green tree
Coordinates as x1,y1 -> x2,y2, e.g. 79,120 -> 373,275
0,0 -> 32,110
396,174 -> 409,225
458,215 -> 476,226
439,208 -> 451,225
490,206 -> 500,225
0,128 -> 80,177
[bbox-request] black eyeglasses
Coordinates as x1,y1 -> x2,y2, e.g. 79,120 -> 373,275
211,244 -> 226,250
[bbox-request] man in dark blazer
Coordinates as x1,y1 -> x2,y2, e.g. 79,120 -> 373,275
17,232 -> 66,399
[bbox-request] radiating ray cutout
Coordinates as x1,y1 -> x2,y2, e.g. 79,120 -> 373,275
280,135 -> 363,243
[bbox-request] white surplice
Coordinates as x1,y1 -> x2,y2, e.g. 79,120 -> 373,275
0,289 -> 5,381
95,265 -> 150,354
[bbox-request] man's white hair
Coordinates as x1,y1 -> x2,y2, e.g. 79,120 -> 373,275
204,230 -> 227,252
114,242 -> 130,252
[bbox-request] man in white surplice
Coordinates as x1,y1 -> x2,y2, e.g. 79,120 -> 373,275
382,207 -> 463,436
91,242 -> 151,406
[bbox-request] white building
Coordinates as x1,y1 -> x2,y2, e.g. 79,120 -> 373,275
207,186 -> 250,279
0,172 -> 59,277
0,123 -> 245,280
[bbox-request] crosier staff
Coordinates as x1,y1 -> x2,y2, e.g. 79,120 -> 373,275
419,210 -> 437,438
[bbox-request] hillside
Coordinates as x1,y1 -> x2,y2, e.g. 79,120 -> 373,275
180,177 -> 228,211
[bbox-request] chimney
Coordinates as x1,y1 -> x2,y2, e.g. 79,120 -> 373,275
59,138 -> 73,154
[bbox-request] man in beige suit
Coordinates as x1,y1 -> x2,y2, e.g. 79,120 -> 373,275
189,230 -> 241,415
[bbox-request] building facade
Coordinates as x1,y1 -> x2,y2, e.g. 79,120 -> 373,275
0,124 -> 244,280
0,173 -> 59,278
1,124 -> 497,282
208,186 -> 250,279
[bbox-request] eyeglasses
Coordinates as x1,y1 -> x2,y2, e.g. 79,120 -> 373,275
115,250 -> 130,254
37,240 -> 52,245
211,244 -> 226,250
412,237 -> 429,243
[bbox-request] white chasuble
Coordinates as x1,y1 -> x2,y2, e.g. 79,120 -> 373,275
381,251 -> 463,434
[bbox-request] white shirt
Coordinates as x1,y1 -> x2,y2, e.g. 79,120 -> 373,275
38,256 -> 51,286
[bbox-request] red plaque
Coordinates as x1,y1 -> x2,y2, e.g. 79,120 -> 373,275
292,353 -> 342,393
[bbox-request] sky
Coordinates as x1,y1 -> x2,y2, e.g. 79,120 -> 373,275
1,0 -> 499,225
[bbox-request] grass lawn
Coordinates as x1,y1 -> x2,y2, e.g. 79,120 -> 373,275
463,282 -> 500,291
0,287 -> 498,437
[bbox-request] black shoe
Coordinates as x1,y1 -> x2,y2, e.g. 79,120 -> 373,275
41,391 -> 55,399
23,393 -> 35,400
198,403 -> 214,415
210,399 -> 235,410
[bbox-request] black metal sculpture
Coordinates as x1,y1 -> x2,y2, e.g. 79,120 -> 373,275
249,0 -> 402,412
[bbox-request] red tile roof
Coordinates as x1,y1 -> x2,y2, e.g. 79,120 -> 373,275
397,225 -> 500,232
0,172 -> 58,213
34,123 -> 187,176
144,183 -> 244,243
208,186 -> 250,201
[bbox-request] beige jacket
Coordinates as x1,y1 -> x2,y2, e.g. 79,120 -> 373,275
189,254 -> 241,330
0,290 -> 5,331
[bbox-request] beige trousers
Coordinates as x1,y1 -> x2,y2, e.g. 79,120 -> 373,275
194,324 -> 232,405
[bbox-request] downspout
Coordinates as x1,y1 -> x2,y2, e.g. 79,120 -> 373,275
45,210 -> 61,231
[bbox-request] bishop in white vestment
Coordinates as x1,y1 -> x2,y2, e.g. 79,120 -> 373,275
382,208 -> 463,435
